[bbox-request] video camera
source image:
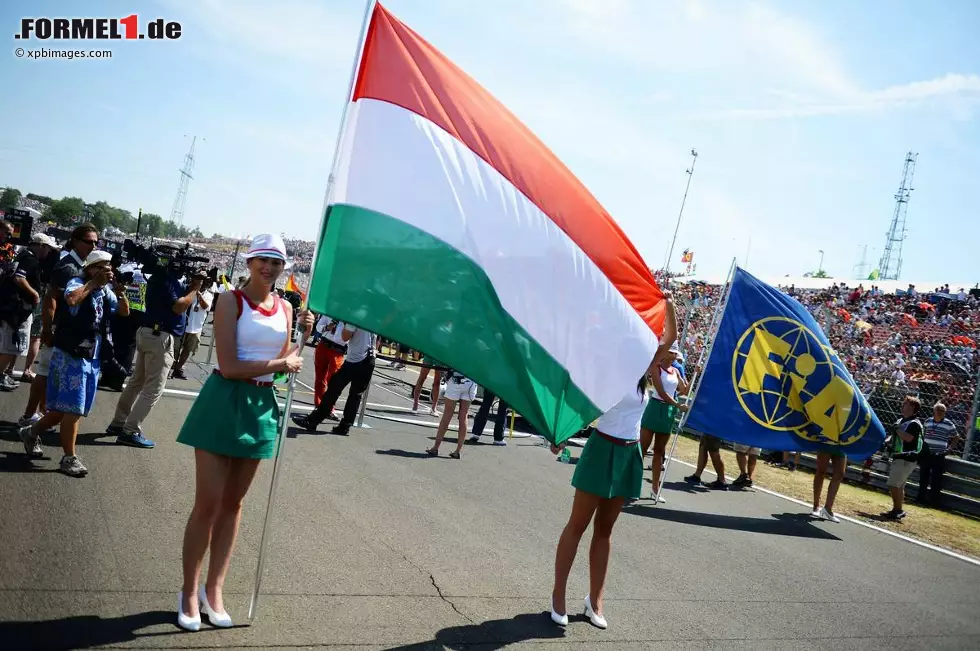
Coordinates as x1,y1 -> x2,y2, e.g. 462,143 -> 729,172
121,239 -> 218,285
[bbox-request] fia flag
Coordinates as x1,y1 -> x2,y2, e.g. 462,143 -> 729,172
307,3 -> 666,444
685,268 -> 886,460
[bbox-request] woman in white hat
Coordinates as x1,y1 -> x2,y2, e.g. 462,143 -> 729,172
20,249 -> 129,477
639,340 -> 690,502
175,234 -> 312,632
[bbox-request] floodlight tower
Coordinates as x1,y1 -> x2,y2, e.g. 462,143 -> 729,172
877,151 -> 917,280
169,136 -> 197,228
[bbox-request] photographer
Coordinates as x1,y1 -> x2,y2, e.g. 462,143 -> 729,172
21,224 -> 100,429
0,233 -> 59,390
19,250 -> 129,477
103,262 -> 147,390
106,261 -> 204,448
170,268 -> 213,380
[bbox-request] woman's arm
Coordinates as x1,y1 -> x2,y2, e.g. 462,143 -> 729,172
214,292 -> 301,380
649,368 -> 685,409
277,301 -> 294,358
676,374 -> 691,396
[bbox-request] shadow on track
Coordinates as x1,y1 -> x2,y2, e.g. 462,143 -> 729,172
385,611 -> 566,650
376,448 -> 438,459
623,505 -> 842,540
0,610 -> 187,650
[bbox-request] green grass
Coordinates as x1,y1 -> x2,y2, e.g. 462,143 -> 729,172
663,434 -> 980,560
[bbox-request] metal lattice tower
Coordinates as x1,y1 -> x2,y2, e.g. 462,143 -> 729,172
877,151 -> 917,280
169,136 -> 197,228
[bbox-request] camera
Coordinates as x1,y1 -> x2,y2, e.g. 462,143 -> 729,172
120,239 -> 218,284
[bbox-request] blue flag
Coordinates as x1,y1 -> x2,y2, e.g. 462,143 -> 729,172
685,268 -> 886,461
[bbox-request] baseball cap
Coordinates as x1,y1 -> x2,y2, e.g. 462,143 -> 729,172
244,234 -> 287,262
83,250 -> 113,268
31,233 -> 58,248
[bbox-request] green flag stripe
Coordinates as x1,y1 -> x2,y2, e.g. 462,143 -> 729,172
309,203 -> 600,443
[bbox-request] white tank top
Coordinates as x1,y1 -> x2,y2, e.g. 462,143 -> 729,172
594,389 -> 647,441
651,366 -> 680,403
217,290 -> 289,382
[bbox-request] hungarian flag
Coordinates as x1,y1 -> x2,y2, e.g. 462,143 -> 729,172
284,273 -> 305,300
308,3 -> 665,443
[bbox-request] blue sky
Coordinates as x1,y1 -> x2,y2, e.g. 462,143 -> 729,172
1,0 -> 978,284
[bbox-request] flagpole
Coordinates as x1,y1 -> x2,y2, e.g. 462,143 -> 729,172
662,148 -> 698,276
246,0 -> 377,623
654,257 -> 736,504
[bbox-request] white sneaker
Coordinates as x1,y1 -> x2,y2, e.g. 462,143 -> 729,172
19,424 -> 43,458
810,509 -> 823,519
17,413 -> 41,428
430,409 -> 440,417
59,455 -> 88,477
818,507 -> 840,523
649,491 -> 666,503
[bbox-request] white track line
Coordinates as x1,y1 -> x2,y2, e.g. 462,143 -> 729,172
665,456 -> 980,568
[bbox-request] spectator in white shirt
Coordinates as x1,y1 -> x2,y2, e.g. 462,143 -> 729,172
170,282 -> 214,380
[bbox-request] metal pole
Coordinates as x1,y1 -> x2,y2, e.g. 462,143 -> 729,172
228,238 -> 242,282
964,365 -> 980,463
818,249 -> 825,274
655,258 -> 737,503
247,0 -> 377,624
662,148 -> 698,275
355,378 -> 372,429
205,322 -> 217,365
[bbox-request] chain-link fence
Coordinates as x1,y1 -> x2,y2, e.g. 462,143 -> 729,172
672,284 -> 725,381
818,306 -> 980,463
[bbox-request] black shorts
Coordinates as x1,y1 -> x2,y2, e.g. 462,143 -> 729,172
701,435 -> 722,452
397,343 -> 410,354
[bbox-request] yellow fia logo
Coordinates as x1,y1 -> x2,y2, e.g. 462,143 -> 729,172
731,317 -> 870,445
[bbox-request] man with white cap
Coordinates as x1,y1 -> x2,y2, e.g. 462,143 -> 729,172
0,232 -> 59,390
106,240 -> 205,448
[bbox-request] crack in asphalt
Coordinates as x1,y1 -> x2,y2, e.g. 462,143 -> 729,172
428,572 -> 472,623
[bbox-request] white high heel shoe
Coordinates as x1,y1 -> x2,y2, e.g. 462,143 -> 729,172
199,585 -> 234,628
584,595 -> 608,629
176,592 -> 201,632
550,598 -> 568,626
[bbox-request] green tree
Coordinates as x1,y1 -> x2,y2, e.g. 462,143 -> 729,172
812,269 -> 830,278
48,197 -> 86,226
26,193 -> 54,205
0,187 -> 21,212
141,212 -> 164,237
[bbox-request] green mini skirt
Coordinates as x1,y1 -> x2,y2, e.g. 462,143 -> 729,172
177,373 -> 281,460
641,398 -> 677,433
571,432 -> 643,499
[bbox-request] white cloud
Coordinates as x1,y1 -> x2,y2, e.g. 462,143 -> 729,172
692,73 -> 980,120
545,0 -> 856,97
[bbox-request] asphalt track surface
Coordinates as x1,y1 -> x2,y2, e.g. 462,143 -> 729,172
1,334 -> 979,650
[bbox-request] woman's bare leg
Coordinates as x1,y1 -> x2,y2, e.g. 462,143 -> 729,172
181,450 -> 231,618
453,400 -> 470,454
428,400 -> 456,452
412,368 -> 430,411
589,497 -> 626,617
812,453 -> 829,510
204,457 -> 262,613
650,433 -> 669,495
825,456 -> 846,514
552,489 -> 601,616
